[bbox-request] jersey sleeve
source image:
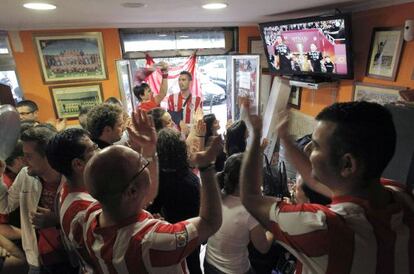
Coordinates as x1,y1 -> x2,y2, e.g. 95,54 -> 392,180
144,220 -> 199,268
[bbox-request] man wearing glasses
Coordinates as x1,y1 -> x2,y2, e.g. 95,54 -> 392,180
16,100 -> 39,122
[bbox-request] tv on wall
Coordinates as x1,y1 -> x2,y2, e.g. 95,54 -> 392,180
259,14 -> 353,79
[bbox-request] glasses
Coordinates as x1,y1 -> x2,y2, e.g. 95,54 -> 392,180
121,157 -> 150,193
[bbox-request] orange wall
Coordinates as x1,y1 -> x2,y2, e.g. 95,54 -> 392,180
239,2 -> 414,116
11,28 -> 122,124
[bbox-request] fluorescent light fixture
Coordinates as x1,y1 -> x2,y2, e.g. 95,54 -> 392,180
158,34 -> 168,37
179,35 -> 189,38
202,2 -> 228,10
23,2 -> 57,10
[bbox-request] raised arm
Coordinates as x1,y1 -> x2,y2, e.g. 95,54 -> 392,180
127,110 -> 159,206
276,111 -> 332,198
187,136 -> 223,243
154,62 -> 168,105
240,107 -> 278,231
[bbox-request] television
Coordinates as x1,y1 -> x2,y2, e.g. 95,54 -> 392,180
259,14 -> 353,79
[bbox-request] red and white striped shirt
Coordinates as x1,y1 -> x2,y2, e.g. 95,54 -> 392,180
168,93 -> 202,124
269,181 -> 414,274
59,182 -> 96,272
82,202 -> 199,274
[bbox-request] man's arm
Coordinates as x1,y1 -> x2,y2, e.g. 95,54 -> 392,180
240,109 -> 278,232
154,62 -> 168,105
187,136 -> 223,243
276,112 -> 332,198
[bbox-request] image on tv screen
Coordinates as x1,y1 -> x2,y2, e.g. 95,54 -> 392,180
262,18 -> 349,76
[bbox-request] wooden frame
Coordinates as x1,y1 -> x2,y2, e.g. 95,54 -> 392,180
366,27 -> 404,81
288,86 -> 302,109
353,82 -> 405,105
248,36 -> 269,72
49,83 -> 103,119
34,32 -> 107,84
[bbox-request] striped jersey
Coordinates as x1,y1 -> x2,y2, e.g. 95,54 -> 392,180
82,202 -> 199,274
168,93 -> 202,124
269,181 -> 414,274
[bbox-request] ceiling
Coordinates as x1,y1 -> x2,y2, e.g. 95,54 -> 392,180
0,0 -> 413,30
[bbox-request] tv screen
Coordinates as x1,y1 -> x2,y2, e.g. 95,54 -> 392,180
259,14 -> 353,79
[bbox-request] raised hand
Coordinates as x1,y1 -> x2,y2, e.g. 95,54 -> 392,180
158,61 -> 169,72
192,136 -> 223,168
194,119 -> 206,137
244,101 -> 262,136
193,107 -> 204,123
127,110 -> 157,158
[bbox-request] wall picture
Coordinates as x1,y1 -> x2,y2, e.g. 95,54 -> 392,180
49,83 -> 103,119
353,82 -> 404,105
366,27 -> 404,81
248,36 -> 269,71
34,32 -> 107,83
288,86 -> 301,109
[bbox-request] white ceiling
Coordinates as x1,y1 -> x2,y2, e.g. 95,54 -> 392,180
0,0 -> 413,30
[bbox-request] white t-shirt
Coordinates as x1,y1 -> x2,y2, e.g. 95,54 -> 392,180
205,195 -> 259,273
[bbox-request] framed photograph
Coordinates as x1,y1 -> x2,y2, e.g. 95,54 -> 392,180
49,83 -> 103,119
366,27 -> 404,81
34,32 -> 107,83
288,86 -> 302,109
353,82 -> 405,105
248,36 -> 269,72
231,55 -> 260,120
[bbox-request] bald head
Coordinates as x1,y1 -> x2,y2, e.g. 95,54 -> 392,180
84,145 -> 149,206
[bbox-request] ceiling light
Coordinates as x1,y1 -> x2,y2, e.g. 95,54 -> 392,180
158,34 -> 167,37
23,2 -> 56,10
179,35 -> 189,38
121,2 -> 147,8
202,2 -> 228,10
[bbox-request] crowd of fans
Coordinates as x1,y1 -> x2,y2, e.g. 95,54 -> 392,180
0,63 -> 413,274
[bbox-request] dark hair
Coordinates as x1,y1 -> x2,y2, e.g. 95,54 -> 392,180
133,83 -> 150,102
104,97 -> 123,107
316,101 -> 396,180
20,120 -> 39,135
46,128 -> 90,180
5,140 -> 23,166
203,114 -> 216,145
147,107 -> 167,132
217,153 -> 243,195
16,100 -> 38,112
86,103 -> 123,139
225,120 -> 247,156
21,125 -> 57,157
179,71 -> 192,81
157,128 -> 188,171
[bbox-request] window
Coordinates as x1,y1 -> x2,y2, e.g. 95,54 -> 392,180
120,28 -> 237,58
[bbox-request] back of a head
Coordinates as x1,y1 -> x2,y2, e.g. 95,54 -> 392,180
157,128 -> 188,171
5,140 -> 23,166
203,113 -> 216,144
86,103 -> 123,139
16,100 -> 38,112
225,120 -> 247,156
217,153 -> 244,195
105,97 -> 123,107
147,107 -> 166,132
133,83 -> 150,102
316,101 -> 396,180
21,125 -> 57,156
46,128 -> 89,180
78,106 -> 92,129
85,145 -> 141,206
20,120 -> 39,135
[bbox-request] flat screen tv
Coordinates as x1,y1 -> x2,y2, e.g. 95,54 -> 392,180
259,14 -> 353,79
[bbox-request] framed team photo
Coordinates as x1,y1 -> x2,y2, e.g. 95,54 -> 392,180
353,82 -> 404,105
49,83 -> 103,119
34,32 -> 108,83
366,27 -> 404,81
248,36 -> 269,72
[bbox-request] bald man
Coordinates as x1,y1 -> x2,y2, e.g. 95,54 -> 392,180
79,130 -> 222,272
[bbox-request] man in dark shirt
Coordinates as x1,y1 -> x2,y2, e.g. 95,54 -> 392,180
273,35 -> 292,74
323,56 -> 335,73
307,43 -> 323,73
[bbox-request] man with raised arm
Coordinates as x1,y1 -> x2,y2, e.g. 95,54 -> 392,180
80,110 -> 222,273
240,101 -> 414,274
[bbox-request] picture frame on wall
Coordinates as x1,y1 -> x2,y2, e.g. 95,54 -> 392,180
248,36 -> 269,72
231,55 -> 260,120
49,83 -> 103,119
366,27 -> 404,81
34,32 -> 107,84
288,86 -> 301,109
353,82 -> 405,105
